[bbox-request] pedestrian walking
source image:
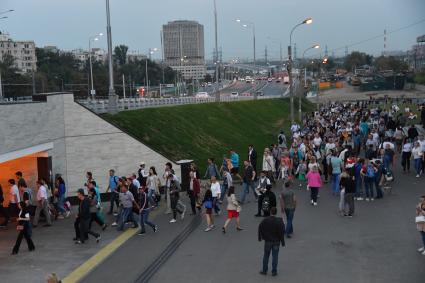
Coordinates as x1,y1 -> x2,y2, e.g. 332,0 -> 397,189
258,207 -> 285,277
54,176 -> 68,219
412,141 -> 423,178
248,144 -> 258,173
107,169 -> 120,215
222,186 -> 242,233
330,150 -> 343,196
7,179 -> 20,221
0,184 -> 8,227
230,149 -> 242,182
202,188 -> 214,231
280,182 -> 296,238
341,168 -> 355,217
220,170 -> 233,202
117,183 -> 139,231
306,165 -> 322,206
415,195 -> 425,255
240,160 -> 257,204
163,162 -> 175,214
74,189 -> 99,244
146,167 -> 161,206
33,179 -> 52,227
261,186 -> 276,217
169,175 -> 185,223
255,171 -> 271,217
401,139 -> 412,173
137,162 -> 148,187
137,187 -> 157,235
204,158 -> 221,180
361,160 -> 377,201
210,176 -> 221,215
11,192 -> 35,255
88,188 -> 107,233
188,171 -> 200,214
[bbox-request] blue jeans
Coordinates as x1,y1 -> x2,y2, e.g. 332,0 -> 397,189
284,208 -> 294,236
420,231 -> 425,247
414,158 -> 422,175
57,194 -> 66,214
374,176 -> 383,198
240,181 -> 257,204
220,184 -> 228,201
364,177 -> 375,198
331,173 -> 341,194
148,189 -> 156,206
262,242 -> 280,274
139,208 -> 155,233
117,207 -> 137,231
383,155 -> 392,172
355,176 -> 363,198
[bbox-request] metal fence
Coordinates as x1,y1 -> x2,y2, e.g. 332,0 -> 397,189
77,95 -> 279,114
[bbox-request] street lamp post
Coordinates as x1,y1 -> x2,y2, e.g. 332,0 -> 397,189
317,57 -> 328,111
288,17 -> 312,123
236,19 -> 256,75
213,0 -> 220,102
89,33 -> 103,100
146,48 -> 159,95
105,0 -> 117,114
299,44 -> 319,121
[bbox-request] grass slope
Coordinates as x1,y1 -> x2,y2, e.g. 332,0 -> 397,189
104,98 -> 313,173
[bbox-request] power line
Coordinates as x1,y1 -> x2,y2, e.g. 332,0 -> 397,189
312,17 -> 425,57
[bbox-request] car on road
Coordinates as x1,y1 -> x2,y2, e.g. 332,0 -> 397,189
241,92 -> 251,96
231,92 -> 239,97
207,82 -> 212,86
267,78 -> 273,82
195,92 -> 210,98
283,76 -> 289,84
276,77 -> 282,83
256,91 -> 264,96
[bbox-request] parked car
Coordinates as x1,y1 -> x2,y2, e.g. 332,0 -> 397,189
267,78 -> 273,82
241,92 -> 251,97
256,91 -> 264,96
195,92 -> 210,98
231,92 -> 239,97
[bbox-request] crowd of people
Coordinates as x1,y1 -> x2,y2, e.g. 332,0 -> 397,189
1,100 -> 425,277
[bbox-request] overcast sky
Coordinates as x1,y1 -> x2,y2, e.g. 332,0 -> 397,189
1,0 -> 425,60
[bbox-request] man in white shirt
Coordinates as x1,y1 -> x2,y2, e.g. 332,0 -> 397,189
210,176 -> 221,215
7,179 -> 20,221
33,179 -> 52,227
131,173 -> 140,189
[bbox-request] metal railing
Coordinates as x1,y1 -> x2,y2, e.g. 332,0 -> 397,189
77,95 -> 278,114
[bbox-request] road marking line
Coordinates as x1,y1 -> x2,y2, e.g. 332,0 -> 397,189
62,207 -> 162,283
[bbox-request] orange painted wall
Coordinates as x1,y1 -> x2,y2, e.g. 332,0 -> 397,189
0,152 -> 48,206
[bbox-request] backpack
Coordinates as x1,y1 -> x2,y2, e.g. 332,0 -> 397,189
204,199 -> 213,209
261,196 -> 271,212
366,165 -> 375,178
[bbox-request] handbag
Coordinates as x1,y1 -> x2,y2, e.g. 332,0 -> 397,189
16,225 -> 24,231
204,200 -> 213,209
415,215 -> 425,224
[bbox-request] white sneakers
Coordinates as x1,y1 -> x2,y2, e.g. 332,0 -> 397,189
111,222 -> 117,227
365,198 -> 370,202
170,219 -> 177,223
418,247 -> 425,253
357,197 -> 363,201
313,202 -> 318,206
416,174 -> 420,178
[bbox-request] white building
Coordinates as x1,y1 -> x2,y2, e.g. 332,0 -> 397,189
0,32 -> 37,74
162,20 -> 206,80
70,48 -> 107,68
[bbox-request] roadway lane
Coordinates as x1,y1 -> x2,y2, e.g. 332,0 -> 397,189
260,82 -> 288,97
149,162 -> 425,283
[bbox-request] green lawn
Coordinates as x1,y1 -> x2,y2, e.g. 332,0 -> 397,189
104,98 -> 313,173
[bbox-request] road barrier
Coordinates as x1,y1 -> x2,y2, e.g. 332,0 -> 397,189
77,95 -> 278,114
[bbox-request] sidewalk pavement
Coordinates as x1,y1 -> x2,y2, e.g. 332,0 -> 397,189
0,203 -> 128,283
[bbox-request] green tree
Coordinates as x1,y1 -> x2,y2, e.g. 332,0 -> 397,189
373,56 -> 408,73
114,45 -> 128,65
344,51 -> 373,71
204,73 -> 212,82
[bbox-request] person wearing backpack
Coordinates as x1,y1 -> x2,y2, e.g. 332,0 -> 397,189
204,158 -> 221,180
261,186 -> 276,217
361,161 -> 377,201
107,169 -> 119,215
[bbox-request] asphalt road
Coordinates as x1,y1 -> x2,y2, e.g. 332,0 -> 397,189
81,158 -> 425,283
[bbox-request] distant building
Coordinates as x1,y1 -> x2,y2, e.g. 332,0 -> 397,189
70,48 -> 106,68
0,32 -> 37,74
162,20 -> 206,80
408,35 -> 425,70
127,51 -> 147,63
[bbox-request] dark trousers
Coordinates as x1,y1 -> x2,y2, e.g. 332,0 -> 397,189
8,203 -> 18,220
74,217 -> 98,242
89,212 -> 104,229
344,193 -> 355,215
257,194 -> 264,215
0,205 -> 9,225
262,241 -> 280,274
171,197 -> 183,220
12,224 -> 35,253
212,197 -> 220,214
188,190 -> 197,214
310,187 -> 319,202
284,208 -> 295,236
109,192 -> 119,214
401,152 -> 411,172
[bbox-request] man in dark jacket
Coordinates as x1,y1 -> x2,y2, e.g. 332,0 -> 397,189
74,189 -> 93,244
248,145 -> 258,173
261,185 -> 276,217
258,207 -> 285,276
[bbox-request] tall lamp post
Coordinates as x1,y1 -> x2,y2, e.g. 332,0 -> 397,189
288,17 -> 312,123
236,19 -> 256,75
213,0 -> 220,102
105,0 -> 117,114
317,57 -> 328,111
299,44 -> 319,121
89,33 -> 103,99
146,48 -> 159,95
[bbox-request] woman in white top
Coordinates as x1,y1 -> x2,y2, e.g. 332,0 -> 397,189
412,141 -> 424,178
262,148 -> 275,181
222,186 -> 242,233
401,138 -> 412,173
146,167 -> 161,206
11,192 -> 35,255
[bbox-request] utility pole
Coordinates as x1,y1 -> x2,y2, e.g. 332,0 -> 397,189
105,0 -> 118,114
32,71 -> 36,95
0,72 -> 3,101
122,74 -> 126,98
265,45 -> 268,65
213,0 -> 220,102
